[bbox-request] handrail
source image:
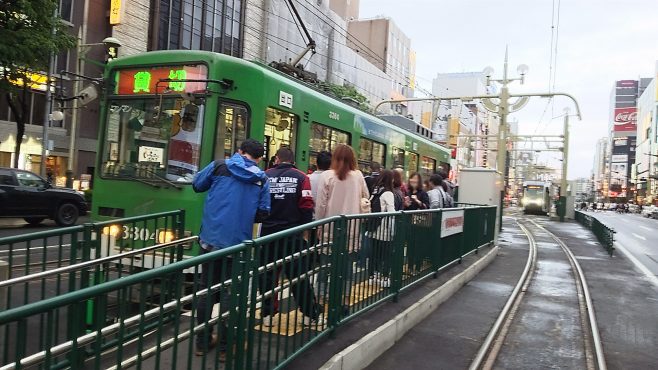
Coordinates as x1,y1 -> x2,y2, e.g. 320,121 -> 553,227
0,236 -> 198,289
90,209 -> 184,226
0,225 -> 84,245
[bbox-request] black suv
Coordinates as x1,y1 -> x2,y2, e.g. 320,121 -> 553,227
0,168 -> 88,226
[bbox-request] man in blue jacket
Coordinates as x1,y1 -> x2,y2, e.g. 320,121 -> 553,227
192,138 -> 270,360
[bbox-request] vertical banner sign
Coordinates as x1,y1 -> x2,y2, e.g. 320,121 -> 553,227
613,107 -> 637,132
110,0 -> 122,25
441,209 -> 465,238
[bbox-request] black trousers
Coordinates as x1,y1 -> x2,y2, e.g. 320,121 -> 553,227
259,228 -> 319,319
195,247 -> 232,350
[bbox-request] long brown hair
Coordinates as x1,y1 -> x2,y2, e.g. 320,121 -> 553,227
331,144 -> 357,180
374,169 -> 395,193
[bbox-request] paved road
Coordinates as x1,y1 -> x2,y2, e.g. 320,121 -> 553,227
582,211 -> 658,277
0,216 -> 90,238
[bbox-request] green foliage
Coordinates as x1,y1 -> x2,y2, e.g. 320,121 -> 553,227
0,0 -> 75,84
320,82 -> 371,112
0,0 -> 76,167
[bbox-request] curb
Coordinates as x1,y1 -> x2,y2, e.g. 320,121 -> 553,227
319,245 -> 500,370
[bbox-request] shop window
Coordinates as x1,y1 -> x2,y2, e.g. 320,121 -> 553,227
358,138 -> 385,174
264,107 -> 297,168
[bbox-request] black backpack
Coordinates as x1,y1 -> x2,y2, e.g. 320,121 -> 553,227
365,188 -> 384,232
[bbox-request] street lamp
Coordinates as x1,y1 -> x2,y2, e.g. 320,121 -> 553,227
65,34 -> 122,188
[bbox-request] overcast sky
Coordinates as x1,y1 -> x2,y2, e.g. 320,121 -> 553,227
359,0 -> 658,179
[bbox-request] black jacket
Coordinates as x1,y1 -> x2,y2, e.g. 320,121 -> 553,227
262,163 -> 314,234
405,189 -> 430,210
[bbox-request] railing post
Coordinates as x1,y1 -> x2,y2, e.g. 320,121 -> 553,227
328,216 -> 348,330
229,246 -> 252,370
390,212 -> 407,300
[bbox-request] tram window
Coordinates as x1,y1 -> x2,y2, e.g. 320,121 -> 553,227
309,122 -> 350,168
215,102 -> 249,160
358,138 -> 386,174
420,156 -> 436,179
101,97 -> 205,183
265,107 -> 297,168
408,152 -> 419,174
392,147 -> 405,169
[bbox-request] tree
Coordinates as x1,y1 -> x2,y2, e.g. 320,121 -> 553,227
0,0 -> 75,168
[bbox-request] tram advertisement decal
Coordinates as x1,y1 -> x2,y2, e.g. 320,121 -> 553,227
441,209 -> 464,238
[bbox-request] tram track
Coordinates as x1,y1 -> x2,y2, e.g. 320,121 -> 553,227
469,217 -> 607,370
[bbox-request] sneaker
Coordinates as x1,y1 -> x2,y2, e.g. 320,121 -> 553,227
195,334 -> 218,356
303,314 -> 326,327
380,278 -> 390,288
262,315 -> 274,327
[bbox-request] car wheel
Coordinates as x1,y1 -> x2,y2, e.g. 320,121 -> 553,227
24,217 -> 45,226
55,203 -> 79,227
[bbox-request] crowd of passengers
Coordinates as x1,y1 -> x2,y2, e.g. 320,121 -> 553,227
191,139 -> 456,360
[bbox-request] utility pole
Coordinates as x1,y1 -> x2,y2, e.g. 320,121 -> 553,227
559,109 -> 570,221
40,8 -> 57,177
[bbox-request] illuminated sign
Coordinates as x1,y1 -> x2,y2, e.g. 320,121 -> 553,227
110,0 -> 122,24
526,185 -> 542,189
114,64 -> 208,95
8,71 -> 54,92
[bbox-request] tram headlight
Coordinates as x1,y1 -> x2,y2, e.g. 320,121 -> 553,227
157,230 -> 176,244
102,224 -> 121,237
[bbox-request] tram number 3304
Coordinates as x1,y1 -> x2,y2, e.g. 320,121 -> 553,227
121,225 -> 157,241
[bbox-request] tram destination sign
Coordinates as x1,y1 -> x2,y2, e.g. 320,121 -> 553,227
113,64 -> 208,95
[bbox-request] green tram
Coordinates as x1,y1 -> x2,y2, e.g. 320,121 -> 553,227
92,50 -> 450,257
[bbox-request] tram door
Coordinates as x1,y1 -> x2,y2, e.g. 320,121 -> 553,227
215,102 -> 249,160
264,107 -> 297,168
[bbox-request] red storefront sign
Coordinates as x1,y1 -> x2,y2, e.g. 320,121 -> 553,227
613,107 -> 637,132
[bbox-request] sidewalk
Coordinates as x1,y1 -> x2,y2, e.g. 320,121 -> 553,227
285,243 -> 498,370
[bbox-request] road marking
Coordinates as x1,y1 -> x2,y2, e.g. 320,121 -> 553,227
615,241 -> 658,288
640,226 -> 653,232
0,244 -> 71,254
632,233 -> 647,241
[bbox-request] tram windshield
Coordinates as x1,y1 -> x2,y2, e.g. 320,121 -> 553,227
101,97 -> 205,183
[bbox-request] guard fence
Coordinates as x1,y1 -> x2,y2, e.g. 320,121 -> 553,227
0,205 -> 496,370
574,210 -> 615,256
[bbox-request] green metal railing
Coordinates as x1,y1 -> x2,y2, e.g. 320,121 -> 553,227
0,206 -> 495,370
574,210 -> 615,256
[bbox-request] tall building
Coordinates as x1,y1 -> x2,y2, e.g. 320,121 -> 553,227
329,0 -> 360,20
346,17 -> 416,111
593,137 -> 608,200
635,64 -> 658,205
607,79 -> 640,200
431,72 -> 499,171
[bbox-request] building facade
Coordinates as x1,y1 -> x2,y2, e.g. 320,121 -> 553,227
592,137 -> 608,200
635,66 -> 658,205
0,0 -> 111,187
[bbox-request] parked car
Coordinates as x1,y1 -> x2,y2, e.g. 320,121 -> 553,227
0,167 -> 88,226
628,204 -> 640,214
641,205 -> 658,219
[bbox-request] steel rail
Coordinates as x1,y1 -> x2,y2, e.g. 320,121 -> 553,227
529,219 -> 607,370
469,220 -> 537,370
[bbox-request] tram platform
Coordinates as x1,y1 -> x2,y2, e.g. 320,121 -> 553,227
341,217 -> 658,370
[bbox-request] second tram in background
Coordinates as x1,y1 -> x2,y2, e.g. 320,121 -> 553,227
521,181 -> 553,215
